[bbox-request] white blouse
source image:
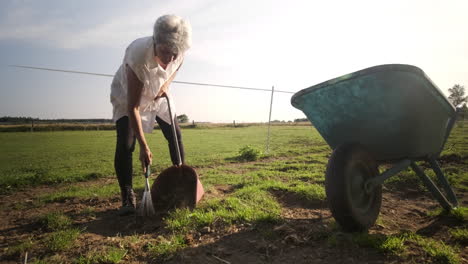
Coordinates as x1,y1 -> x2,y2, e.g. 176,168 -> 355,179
110,36 -> 183,133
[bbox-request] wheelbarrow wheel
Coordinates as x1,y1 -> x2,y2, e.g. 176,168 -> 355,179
325,143 -> 381,232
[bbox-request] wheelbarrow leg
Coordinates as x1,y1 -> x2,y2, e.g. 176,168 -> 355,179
364,159 -> 412,193
427,157 -> 459,207
410,162 -> 453,211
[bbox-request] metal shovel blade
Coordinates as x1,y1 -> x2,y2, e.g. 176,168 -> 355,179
151,165 -> 203,212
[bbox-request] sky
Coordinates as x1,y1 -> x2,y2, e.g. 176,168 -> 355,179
1,0 -> 467,123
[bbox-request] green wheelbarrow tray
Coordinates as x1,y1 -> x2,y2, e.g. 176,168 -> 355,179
291,64 -> 459,231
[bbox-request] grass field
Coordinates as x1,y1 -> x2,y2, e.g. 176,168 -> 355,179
1,124 -> 467,263
0,125 -> 324,192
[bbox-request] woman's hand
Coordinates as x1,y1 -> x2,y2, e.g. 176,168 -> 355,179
140,145 -> 153,173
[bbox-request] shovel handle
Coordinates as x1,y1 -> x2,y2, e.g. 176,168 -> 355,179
145,164 -> 151,178
163,94 -> 183,166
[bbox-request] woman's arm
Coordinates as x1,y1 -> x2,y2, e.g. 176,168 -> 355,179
126,64 -> 153,171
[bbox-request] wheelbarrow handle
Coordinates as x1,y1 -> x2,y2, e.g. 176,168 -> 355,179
162,94 -> 183,166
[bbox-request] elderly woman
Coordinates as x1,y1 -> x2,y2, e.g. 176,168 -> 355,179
110,15 -> 192,215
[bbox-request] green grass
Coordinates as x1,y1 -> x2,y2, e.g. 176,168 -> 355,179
441,123 -> 468,158
19,126 -> 328,206
450,228 -> 468,244
328,231 -> 460,263
39,212 -> 72,231
450,207 -> 468,222
427,207 -> 468,222
1,125 -> 465,194
0,126 -> 322,192
120,234 -> 142,247
5,237 -> 34,258
165,189 -> 282,233
352,233 -> 405,254
163,176 -> 325,235
280,183 -> 326,201
156,154 -> 327,259
31,255 -> 64,264
400,232 -> 461,264
74,246 -> 127,264
100,247 -> 128,264
327,232 -> 405,254
0,125 -> 328,260
1,124 -> 467,262
236,145 -> 263,161
45,228 -> 81,252
147,235 -> 187,261
39,182 -> 121,203
379,235 -> 406,253
416,237 -> 460,264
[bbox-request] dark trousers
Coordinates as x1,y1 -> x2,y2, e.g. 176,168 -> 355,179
114,115 -> 185,189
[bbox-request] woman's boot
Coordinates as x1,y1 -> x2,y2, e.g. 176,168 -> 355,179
118,186 -> 136,216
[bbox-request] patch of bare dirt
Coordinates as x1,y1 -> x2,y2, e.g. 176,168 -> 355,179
202,184 -> 239,201
438,153 -> 467,165
271,189 -> 329,221
165,188 -> 467,264
1,177 -> 467,263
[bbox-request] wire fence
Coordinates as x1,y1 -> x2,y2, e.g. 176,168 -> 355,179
7,65 -> 301,152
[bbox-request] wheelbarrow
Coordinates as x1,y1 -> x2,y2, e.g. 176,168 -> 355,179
291,64 -> 459,231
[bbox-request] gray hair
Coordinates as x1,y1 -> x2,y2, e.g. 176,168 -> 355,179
153,14 -> 192,54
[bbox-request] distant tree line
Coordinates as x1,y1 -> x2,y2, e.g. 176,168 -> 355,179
271,120 -> 293,123
294,118 -> 309,122
1,115 -> 192,124
0,116 -> 39,123
0,116 -> 113,124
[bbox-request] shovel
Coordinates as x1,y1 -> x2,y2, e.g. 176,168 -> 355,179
151,94 -> 204,211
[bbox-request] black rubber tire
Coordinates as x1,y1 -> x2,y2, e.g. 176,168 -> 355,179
325,143 -> 382,232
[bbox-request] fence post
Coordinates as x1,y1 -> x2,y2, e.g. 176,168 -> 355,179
266,86 -> 274,154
